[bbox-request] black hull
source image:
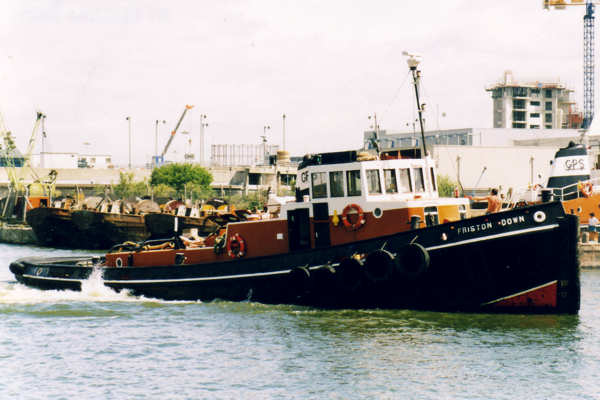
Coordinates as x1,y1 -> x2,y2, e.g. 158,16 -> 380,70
25,207 -> 83,248
145,213 -> 218,238
71,210 -> 149,249
144,213 -> 179,238
11,202 -> 580,314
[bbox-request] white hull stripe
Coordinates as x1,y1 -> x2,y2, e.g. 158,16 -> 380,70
480,280 -> 557,306
20,264 -> 337,285
425,224 -> 559,251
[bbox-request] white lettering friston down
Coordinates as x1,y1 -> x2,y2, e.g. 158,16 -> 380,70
458,222 -> 493,235
457,215 -> 526,235
500,215 -> 525,226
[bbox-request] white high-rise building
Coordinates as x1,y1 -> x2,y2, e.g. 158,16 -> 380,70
486,71 -> 582,129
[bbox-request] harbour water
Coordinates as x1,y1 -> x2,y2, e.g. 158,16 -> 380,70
1,243 -> 599,399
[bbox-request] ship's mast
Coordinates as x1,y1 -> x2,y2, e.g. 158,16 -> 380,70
404,51 -> 427,156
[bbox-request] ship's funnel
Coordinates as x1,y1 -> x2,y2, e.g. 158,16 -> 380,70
546,141 -> 590,199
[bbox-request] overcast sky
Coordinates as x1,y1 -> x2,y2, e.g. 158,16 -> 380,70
0,1 -> 589,166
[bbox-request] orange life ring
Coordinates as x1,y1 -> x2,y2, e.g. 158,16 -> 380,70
227,233 -> 246,258
532,184 -> 542,191
580,182 -> 593,198
341,204 -> 366,231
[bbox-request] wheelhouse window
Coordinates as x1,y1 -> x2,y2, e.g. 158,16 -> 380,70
413,167 -> 425,192
383,169 -> 398,193
424,206 -> 439,227
329,171 -> 344,197
311,172 -> 327,198
459,204 -> 467,220
398,168 -> 412,193
366,169 -> 382,195
346,170 -> 362,196
430,167 -> 437,191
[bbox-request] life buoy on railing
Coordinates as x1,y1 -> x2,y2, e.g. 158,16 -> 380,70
579,181 -> 593,198
532,184 -> 542,191
341,204 -> 366,231
227,233 -> 246,258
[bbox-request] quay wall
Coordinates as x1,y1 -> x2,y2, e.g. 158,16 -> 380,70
579,243 -> 600,268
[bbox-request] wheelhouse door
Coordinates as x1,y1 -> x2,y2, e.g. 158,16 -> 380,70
312,203 -> 331,248
288,208 -> 311,251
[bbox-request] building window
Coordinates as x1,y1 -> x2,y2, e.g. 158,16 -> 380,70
398,168 -> 412,193
249,173 -> 260,185
311,172 -> 327,198
329,171 -> 344,197
413,168 -> 425,192
545,101 -> 552,111
383,169 -> 398,193
346,170 -> 362,196
530,101 -> 540,106
513,87 -> 527,97
530,113 -> 540,118
366,169 -> 382,195
545,89 -> 552,98
545,125 -> 553,129
513,111 -> 526,121
530,125 -> 540,129
545,113 -> 553,123
492,88 -> 503,98
531,88 -> 540,95
513,99 -> 526,109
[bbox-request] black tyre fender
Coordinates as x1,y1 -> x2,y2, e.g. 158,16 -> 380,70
396,243 -> 430,279
288,266 -> 311,295
336,257 -> 365,293
364,249 -> 397,284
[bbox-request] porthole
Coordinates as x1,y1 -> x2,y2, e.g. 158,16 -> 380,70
115,257 -> 123,267
373,207 -> 383,219
533,211 -> 546,223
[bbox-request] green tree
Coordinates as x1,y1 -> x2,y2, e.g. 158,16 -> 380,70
437,174 -> 458,198
150,163 -> 213,195
151,183 -> 177,199
113,172 -> 149,199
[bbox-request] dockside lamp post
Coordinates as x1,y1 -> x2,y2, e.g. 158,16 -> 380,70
126,116 -> 132,169
155,119 -> 166,166
282,114 -> 286,151
199,114 -> 208,166
263,125 -> 270,165
41,113 -> 47,168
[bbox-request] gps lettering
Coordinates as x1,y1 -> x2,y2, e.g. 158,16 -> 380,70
565,158 -> 585,171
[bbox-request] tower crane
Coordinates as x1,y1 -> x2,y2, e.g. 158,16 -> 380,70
544,0 -> 596,128
153,104 -> 194,167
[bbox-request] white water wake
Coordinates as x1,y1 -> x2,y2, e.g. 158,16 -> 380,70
0,267 -> 195,305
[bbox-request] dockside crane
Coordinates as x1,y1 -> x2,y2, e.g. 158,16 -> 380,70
153,105 -> 194,167
0,111 -> 50,220
544,0 -> 596,128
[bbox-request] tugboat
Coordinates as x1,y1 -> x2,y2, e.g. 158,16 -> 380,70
518,140 -> 598,225
9,54 -> 580,314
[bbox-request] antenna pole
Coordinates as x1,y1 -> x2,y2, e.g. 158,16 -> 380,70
409,65 -> 427,156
